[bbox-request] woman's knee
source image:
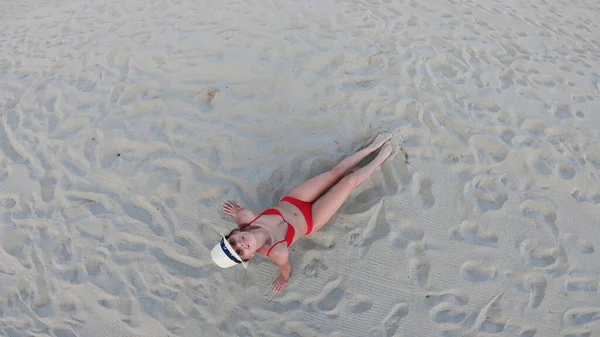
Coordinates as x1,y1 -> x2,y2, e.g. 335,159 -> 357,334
341,174 -> 360,189
330,164 -> 347,179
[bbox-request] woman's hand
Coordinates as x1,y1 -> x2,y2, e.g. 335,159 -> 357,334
272,274 -> 289,294
221,201 -> 244,218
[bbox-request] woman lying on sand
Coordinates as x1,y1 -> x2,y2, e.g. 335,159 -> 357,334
211,132 -> 393,294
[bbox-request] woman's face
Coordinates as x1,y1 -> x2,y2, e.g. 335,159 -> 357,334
227,231 -> 256,261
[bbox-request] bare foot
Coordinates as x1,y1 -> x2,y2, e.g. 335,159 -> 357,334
376,141 -> 394,163
368,131 -> 393,151
348,141 -> 394,183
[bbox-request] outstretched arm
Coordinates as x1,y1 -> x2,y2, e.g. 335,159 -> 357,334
221,201 -> 256,229
270,250 -> 291,294
235,209 -> 256,228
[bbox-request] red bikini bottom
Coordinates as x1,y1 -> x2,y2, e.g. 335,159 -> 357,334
281,196 -> 314,235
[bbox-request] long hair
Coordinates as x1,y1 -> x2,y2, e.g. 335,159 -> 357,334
225,227 -> 240,239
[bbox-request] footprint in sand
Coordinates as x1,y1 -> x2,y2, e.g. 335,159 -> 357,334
52,239 -> 73,265
497,68 -> 515,89
530,74 -> 560,88
301,256 -> 328,278
429,302 -> 467,324
122,201 -> 165,236
463,175 -> 507,212
397,219 -> 425,241
469,291 -> 508,334
347,203 -> 390,258
411,172 -> 435,209
345,292 -> 373,314
389,218 -> 425,249
460,260 -> 497,282
530,183 -> 562,218
0,194 -> 18,210
564,233 -> 594,254
369,303 -> 409,337
468,134 -> 510,165
520,198 -> 559,237
40,174 -> 57,203
506,271 -> 547,310
555,160 -> 576,180
525,150 -> 557,177
563,307 -> 600,326
550,102 -> 575,119
448,220 -> 498,246
571,189 -> 600,204
406,242 -> 430,287
235,322 -> 259,337
564,277 -> 599,293
583,145 -> 600,169
307,277 -> 346,317
427,58 -> 459,80
424,289 -> 469,307
1,228 -> 32,268
519,239 -> 557,268
59,291 -> 84,320
523,273 -> 548,309
520,119 -> 547,135
503,320 -> 537,337
139,294 -> 167,322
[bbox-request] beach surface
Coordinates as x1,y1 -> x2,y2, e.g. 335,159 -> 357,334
1,0 -> 600,336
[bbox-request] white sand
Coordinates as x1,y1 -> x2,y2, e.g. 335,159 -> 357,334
1,0 -> 600,336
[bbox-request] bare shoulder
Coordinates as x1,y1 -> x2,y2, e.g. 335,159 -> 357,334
236,209 -> 256,228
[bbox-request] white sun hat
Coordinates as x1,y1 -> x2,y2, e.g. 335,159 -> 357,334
211,233 -> 248,268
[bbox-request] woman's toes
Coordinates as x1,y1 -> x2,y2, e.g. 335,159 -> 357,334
379,141 -> 393,158
370,131 -> 393,149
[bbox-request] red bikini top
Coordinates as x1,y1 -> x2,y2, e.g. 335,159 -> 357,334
247,208 -> 295,256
